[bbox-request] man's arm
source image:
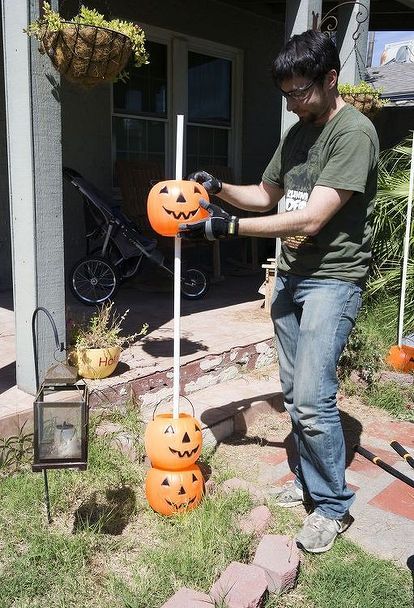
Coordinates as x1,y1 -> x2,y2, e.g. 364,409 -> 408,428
218,180 -> 284,213
188,169 -> 284,213
237,185 -> 353,238
179,185 -> 353,241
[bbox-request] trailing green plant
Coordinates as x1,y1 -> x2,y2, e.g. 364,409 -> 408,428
0,422 -> 33,477
338,81 -> 382,96
70,301 -> 148,349
26,2 -> 149,71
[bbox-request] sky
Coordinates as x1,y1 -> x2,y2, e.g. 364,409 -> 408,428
370,30 -> 414,66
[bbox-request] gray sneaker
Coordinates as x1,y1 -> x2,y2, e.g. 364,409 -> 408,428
266,481 -> 306,507
295,511 -> 353,553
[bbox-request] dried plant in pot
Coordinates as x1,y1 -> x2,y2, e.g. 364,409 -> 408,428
68,301 -> 148,379
338,81 -> 388,120
25,2 -> 148,87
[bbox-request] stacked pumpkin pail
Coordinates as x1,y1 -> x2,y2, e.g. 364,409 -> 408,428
144,411 -> 204,515
144,172 -> 208,515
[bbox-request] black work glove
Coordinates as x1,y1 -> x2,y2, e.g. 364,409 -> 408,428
179,199 -> 239,241
187,170 -> 222,195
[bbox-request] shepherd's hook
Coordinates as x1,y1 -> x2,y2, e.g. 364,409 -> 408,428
31,307 -> 64,392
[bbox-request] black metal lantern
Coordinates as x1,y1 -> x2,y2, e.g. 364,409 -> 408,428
32,307 -> 89,522
32,370 -> 89,472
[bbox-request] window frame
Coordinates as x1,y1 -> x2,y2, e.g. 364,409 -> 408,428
111,23 -> 243,181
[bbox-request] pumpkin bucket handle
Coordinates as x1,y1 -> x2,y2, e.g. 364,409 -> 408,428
152,394 -> 195,420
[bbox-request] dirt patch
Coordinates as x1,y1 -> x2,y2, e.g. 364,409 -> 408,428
212,390 -> 411,492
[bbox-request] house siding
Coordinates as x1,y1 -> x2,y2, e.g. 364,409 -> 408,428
0,12 -> 12,291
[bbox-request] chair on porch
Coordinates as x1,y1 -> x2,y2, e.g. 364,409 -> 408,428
115,160 -> 165,235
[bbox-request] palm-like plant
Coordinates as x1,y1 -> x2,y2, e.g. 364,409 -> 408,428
367,136 -> 414,333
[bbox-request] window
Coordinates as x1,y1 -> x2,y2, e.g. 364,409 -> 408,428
112,41 -> 167,165
187,52 -> 232,172
112,28 -> 242,181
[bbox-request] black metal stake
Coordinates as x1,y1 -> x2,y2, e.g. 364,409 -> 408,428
43,469 -> 52,524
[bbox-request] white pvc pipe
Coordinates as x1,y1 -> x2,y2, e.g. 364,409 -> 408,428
398,131 -> 414,348
173,115 -> 184,418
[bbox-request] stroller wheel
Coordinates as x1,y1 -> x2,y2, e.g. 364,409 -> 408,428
70,256 -> 119,305
181,268 -> 209,300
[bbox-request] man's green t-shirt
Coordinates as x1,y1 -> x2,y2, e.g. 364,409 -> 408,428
262,104 -> 379,284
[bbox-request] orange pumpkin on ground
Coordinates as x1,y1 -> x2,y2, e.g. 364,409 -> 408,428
144,412 -> 203,470
386,344 -> 414,372
145,464 -> 204,516
147,179 -> 209,236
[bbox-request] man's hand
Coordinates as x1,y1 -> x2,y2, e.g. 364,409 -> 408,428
187,170 -> 222,195
179,199 -> 239,241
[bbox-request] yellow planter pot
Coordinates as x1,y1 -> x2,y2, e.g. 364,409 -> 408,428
75,346 -> 121,379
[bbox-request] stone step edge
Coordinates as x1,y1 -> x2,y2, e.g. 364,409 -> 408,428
141,366 -> 284,448
89,337 -> 276,409
0,364 -> 283,447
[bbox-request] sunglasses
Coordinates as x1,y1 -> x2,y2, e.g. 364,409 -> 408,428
280,79 -> 316,101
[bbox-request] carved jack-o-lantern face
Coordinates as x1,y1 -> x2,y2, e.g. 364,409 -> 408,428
147,179 -> 209,236
145,464 -> 204,516
144,413 -> 203,470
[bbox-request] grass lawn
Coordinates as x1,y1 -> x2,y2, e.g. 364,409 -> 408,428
0,396 -> 413,608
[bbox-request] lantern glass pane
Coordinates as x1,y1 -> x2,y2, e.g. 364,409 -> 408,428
36,403 -> 83,461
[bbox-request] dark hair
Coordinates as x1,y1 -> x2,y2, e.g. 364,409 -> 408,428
272,30 -> 340,86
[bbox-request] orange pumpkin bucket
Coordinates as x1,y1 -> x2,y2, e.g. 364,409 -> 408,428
386,344 -> 414,373
144,412 -> 202,470
145,464 -> 205,516
147,179 -> 209,236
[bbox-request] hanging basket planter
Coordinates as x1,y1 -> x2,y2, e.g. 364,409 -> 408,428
40,22 -> 132,87
339,82 -> 388,120
26,3 -> 148,87
340,93 -> 384,119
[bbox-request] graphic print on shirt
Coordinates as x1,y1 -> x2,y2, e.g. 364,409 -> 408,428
282,147 -> 319,250
283,187 -> 310,249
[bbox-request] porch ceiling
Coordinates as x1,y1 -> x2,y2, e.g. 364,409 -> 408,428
220,0 -> 414,31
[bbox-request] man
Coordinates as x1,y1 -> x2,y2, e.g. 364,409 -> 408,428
179,29 -> 379,553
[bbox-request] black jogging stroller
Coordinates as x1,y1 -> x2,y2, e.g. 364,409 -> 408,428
64,168 -> 209,305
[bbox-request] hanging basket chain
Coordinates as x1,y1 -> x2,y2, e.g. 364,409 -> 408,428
318,0 -> 369,79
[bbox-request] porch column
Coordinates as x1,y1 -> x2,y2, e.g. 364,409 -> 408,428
2,0 -> 65,394
336,0 -> 371,85
282,0 -> 323,133
274,0 -> 323,262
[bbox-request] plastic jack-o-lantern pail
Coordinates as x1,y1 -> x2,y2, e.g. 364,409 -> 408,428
145,464 -> 204,516
144,412 -> 202,470
386,344 -> 414,373
147,179 -> 209,237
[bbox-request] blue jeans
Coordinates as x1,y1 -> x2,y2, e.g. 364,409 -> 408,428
271,272 -> 363,520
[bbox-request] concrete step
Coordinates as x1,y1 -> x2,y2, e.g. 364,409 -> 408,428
1,275 -> 276,441
0,364 -> 282,450
141,365 -> 283,447
87,336 -> 276,411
